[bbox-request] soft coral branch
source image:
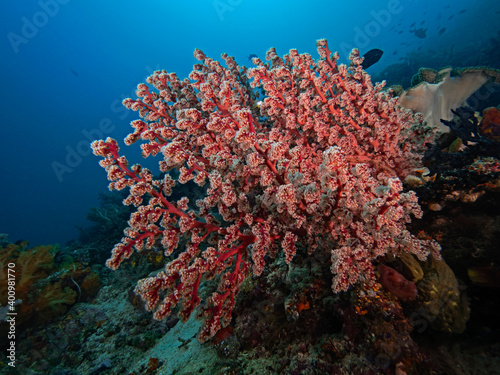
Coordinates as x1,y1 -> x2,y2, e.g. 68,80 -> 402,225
92,39 -> 441,342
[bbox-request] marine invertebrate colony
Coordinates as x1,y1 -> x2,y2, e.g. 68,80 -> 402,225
92,39 -> 440,341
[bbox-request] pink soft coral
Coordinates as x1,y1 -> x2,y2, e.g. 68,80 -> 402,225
92,39 -> 440,341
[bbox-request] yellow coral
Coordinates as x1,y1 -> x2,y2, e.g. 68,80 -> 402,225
16,245 -> 55,294
0,243 -> 56,301
0,243 -> 79,331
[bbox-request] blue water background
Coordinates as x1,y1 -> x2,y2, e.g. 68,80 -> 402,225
0,0 -> 498,246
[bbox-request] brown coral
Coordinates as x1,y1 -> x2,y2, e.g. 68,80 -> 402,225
0,243 -> 55,300
0,243 -> 88,334
479,106 -> 500,142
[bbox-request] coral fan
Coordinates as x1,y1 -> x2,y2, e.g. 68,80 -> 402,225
92,39 -> 440,341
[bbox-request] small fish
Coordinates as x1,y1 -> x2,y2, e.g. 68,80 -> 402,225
248,53 -> 258,61
468,267 -> 500,287
412,27 -> 427,39
439,27 -> 446,35
459,9 -> 466,14
253,100 -> 263,111
361,48 -> 383,69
